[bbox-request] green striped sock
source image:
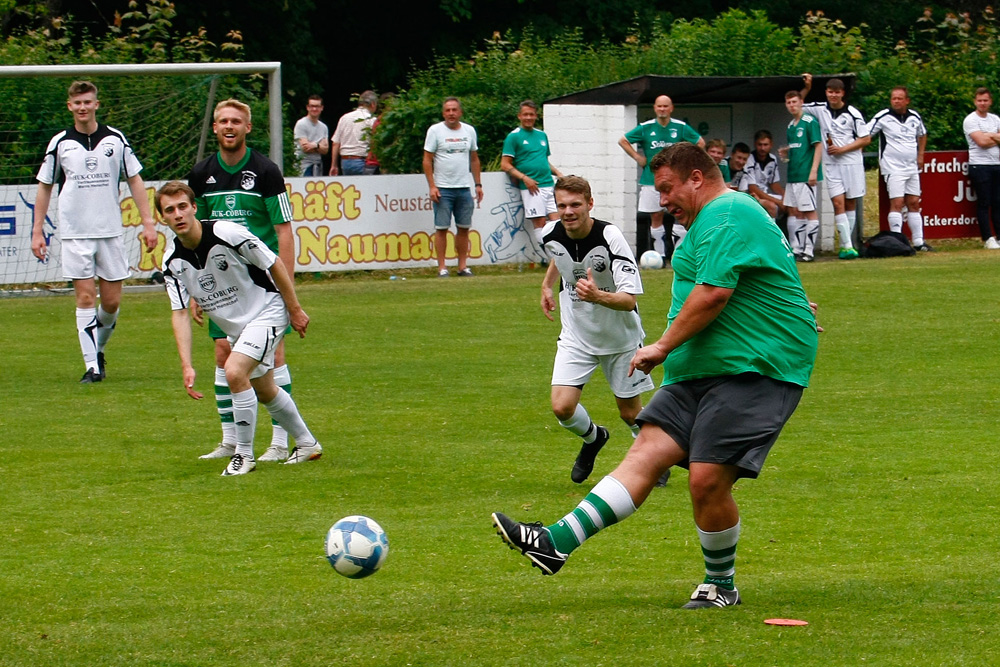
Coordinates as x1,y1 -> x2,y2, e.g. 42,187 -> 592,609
698,522 -> 740,590
546,476 -> 636,555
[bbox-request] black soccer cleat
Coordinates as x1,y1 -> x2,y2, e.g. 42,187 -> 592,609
80,368 -> 102,384
491,512 -> 567,575
97,352 -> 106,380
571,426 -> 609,483
682,583 -> 741,609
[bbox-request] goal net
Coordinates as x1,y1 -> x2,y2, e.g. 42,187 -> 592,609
0,62 -> 283,288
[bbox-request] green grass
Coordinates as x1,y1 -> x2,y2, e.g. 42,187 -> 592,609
2,251 -> 1000,666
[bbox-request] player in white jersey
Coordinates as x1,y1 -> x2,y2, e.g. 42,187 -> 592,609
31,81 -> 157,383
800,74 -> 871,259
157,181 -> 322,476
963,87 -> 1000,249
867,87 -> 933,251
539,176 -> 655,485
743,130 -> 786,220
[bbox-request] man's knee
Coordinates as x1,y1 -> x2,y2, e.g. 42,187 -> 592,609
214,339 -> 232,367
617,401 -> 642,425
551,398 -> 577,422
688,465 -> 737,507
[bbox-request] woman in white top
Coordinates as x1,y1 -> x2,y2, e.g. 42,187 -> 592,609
963,87 -> 1000,248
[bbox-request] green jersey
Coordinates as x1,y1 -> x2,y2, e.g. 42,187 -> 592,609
624,118 -> 702,185
786,114 -> 824,184
501,126 -> 555,190
718,159 -> 731,182
664,191 -> 818,387
187,148 -> 293,253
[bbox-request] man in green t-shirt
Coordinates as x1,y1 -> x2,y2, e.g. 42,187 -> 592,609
501,100 -> 563,252
779,90 -> 824,262
492,143 -> 819,610
618,95 -> 704,262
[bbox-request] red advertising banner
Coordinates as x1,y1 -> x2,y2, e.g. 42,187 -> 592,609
878,150 -> 979,239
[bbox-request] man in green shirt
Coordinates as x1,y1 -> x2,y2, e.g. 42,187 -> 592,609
780,90 -> 824,262
619,95 -> 704,262
492,143 -> 818,609
501,100 -> 563,252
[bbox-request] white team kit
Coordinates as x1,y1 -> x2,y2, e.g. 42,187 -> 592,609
36,124 -> 143,279
867,108 -> 927,197
803,101 -> 869,198
741,152 -> 782,195
541,218 -> 654,397
163,220 -> 288,377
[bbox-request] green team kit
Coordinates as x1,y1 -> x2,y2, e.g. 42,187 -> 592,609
624,118 -> 702,185
501,127 -> 555,190
786,114 -> 824,183
187,148 -> 293,338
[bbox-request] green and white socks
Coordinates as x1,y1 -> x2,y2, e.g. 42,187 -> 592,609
215,367 -> 237,446
558,403 -> 597,442
545,475 -> 636,555
697,521 -> 740,590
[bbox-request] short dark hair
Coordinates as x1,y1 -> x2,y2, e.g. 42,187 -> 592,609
891,86 -> 909,98
554,175 -> 592,201
519,99 -> 538,111
976,87 -> 992,98
785,90 -> 802,100
731,142 -> 751,155
753,129 -> 773,143
307,94 -> 323,104
155,181 -> 196,215
826,78 -> 845,91
68,80 -> 97,98
649,142 -> 721,183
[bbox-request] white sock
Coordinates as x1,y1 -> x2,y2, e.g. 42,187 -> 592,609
907,212 -> 924,246
835,213 -> 852,250
263,389 -> 317,446
803,217 -> 819,257
846,209 -> 857,245
533,226 -> 545,248
650,225 -> 666,256
215,367 -> 236,445
76,307 -> 99,372
887,211 -> 903,233
786,216 -> 804,255
558,403 -> 595,441
629,422 -> 640,438
95,306 -> 118,352
270,365 -> 292,449
231,388 -> 258,458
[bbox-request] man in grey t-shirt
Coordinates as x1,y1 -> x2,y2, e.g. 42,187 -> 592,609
293,95 -> 329,177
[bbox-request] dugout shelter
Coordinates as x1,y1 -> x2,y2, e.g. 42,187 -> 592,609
543,74 -> 858,253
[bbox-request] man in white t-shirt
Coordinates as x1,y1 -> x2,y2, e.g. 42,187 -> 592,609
539,176 -> 654,484
963,87 -> 1000,249
293,95 -> 329,177
800,73 -> 871,259
31,80 -> 157,383
422,97 -> 483,277
867,87 -> 932,251
329,91 -> 376,176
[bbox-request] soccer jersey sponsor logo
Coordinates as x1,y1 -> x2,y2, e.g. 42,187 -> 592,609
241,171 -> 257,190
199,274 -> 217,292
225,194 -> 236,209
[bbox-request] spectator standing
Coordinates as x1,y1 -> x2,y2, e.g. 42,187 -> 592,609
423,97 -> 483,277
780,90 -> 824,262
800,74 -> 871,259
330,91 -> 377,176
867,87 -> 933,251
963,87 -> 1000,249
293,95 -> 329,177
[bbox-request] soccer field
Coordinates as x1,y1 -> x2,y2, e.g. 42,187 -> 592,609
2,253 -> 999,666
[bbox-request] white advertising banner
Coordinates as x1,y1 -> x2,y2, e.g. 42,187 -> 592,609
0,171 -> 544,284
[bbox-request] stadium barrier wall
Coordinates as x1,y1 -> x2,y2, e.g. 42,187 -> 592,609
1,172 -> 550,284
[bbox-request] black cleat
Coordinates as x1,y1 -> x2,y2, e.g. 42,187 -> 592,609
682,583 -> 741,609
571,426 -> 609,483
491,512 -> 567,575
97,352 -> 106,380
80,368 -> 102,384
914,243 -> 934,252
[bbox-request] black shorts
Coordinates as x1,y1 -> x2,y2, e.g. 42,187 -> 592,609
636,373 -> 803,479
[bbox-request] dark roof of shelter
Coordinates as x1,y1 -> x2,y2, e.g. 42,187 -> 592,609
545,74 -> 856,106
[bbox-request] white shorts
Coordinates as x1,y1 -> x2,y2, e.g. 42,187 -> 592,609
824,162 -> 866,199
521,187 -> 556,220
884,172 -> 921,199
638,185 -> 664,213
552,341 -> 655,399
229,324 -> 285,379
783,183 -> 819,212
60,236 -> 130,281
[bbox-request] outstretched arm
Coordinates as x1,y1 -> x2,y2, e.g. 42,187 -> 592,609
171,308 -> 203,400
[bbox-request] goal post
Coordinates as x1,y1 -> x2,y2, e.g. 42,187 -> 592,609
0,62 -> 283,287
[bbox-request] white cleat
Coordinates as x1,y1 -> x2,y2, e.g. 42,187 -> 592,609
258,444 -> 289,462
284,442 -> 322,464
200,442 -> 236,460
222,453 -> 256,476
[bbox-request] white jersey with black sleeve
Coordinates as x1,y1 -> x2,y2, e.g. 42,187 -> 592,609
742,152 -> 782,194
36,124 -> 143,240
803,102 -> 869,166
867,108 -> 927,175
542,218 -> 646,355
162,220 -> 288,339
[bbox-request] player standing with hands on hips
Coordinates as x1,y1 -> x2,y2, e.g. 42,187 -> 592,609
32,80 -> 157,383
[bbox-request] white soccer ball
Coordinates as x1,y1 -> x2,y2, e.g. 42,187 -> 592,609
325,515 -> 389,579
639,250 -> 664,270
